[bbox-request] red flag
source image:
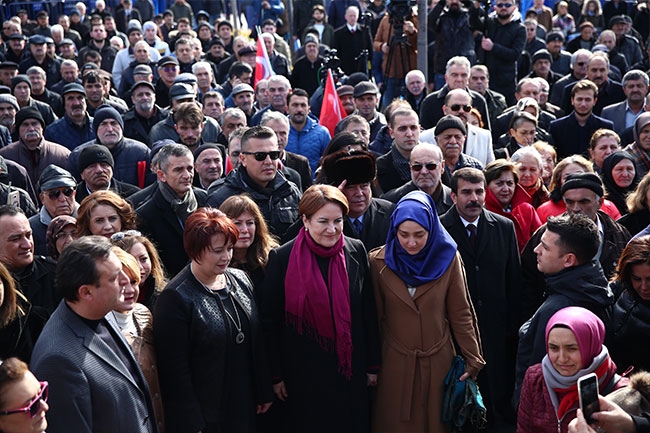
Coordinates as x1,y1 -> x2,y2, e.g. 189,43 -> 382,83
320,69 -> 347,137
254,34 -> 274,87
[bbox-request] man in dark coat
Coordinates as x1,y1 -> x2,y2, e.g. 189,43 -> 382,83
440,167 -> 522,430
381,142 -> 454,215
331,5 -> 373,76
0,205 -> 58,313
207,126 -> 302,239
137,143 -> 207,277
514,213 -> 614,405
474,1 -> 526,105
520,172 -> 630,322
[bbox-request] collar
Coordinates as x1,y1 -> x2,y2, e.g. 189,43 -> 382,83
458,213 -> 480,228
347,24 -> 357,31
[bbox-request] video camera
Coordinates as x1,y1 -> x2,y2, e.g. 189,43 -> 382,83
387,0 -> 414,43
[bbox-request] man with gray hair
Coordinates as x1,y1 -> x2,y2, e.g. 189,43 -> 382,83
250,75 -> 291,126
381,142 -> 454,215
600,69 -> 650,134
404,69 -> 427,113
137,143 -> 208,275
219,107 -> 246,146
261,109 -> 312,190
550,48 -> 593,107
419,56 -> 491,130
192,60 -> 219,98
27,65 -> 63,117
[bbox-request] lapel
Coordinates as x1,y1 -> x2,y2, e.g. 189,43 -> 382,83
444,207 -> 476,258
63,305 -> 143,394
344,240 -> 361,289
374,247 -> 420,311
475,211 -> 495,257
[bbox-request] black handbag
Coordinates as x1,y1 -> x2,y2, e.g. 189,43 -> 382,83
441,356 -> 488,431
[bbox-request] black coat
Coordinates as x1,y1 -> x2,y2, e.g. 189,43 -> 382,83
440,207 -> 522,425
136,186 -> 208,277
154,266 -> 272,433
284,151 -> 313,191
11,256 -> 59,314
74,179 -> 140,204
376,147 -> 411,194
548,112 -> 614,158
381,180 -> 454,216
520,211 -> 630,322
609,286 -> 650,374
331,24 -> 373,76
259,237 -> 380,433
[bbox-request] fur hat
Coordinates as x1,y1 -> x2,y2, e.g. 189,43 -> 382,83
320,149 -> 376,186
606,371 -> 650,416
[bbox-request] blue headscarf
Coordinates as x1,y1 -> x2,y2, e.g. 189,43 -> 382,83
385,191 -> 458,287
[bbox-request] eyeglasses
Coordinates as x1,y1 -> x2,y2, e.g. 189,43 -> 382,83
450,104 -> 472,113
576,61 -> 587,66
111,230 -> 142,241
55,230 -> 78,240
47,188 -> 75,200
410,162 -> 438,172
241,151 -> 281,161
230,150 -> 241,158
0,381 -> 48,418
495,3 -> 513,7
161,66 -> 178,72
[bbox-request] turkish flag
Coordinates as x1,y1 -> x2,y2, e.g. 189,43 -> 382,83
254,34 -> 274,87
319,69 -> 346,137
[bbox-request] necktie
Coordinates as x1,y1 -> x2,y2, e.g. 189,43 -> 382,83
467,223 -> 477,249
351,28 -> 356,34
353,218 -> 363,235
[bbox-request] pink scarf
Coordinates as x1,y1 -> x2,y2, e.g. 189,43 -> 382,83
285,229 -> 353,379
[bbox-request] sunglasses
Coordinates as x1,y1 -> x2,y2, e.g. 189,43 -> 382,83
47,188 -> 75,200
241,151 -> 281,161
410,162 -> 438,172
495,3 -> 513,7
450,104 -> 472,113
0,381 -> 48,418
111,230 -> 142,241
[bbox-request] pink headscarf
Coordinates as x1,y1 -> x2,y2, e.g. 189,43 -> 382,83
545,306 -> 605,369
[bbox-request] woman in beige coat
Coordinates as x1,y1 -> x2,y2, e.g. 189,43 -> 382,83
369,191 -> 484,432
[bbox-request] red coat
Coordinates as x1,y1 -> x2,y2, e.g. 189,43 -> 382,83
537,198 -> 622,224
485,185 -> 542,252
517,363 -> 629,433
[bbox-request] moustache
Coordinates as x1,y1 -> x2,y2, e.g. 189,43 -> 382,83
24,131 -> 40,139
465,202 -> 482,208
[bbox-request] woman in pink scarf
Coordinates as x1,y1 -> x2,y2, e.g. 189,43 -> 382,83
518,306 -> 629,433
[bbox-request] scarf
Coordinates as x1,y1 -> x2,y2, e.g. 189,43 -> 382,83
285,229 -> 352,379
542,346 -> 618,419
385,191 -> 457,287
158,181 -> 198,225
602,150 -> 639,215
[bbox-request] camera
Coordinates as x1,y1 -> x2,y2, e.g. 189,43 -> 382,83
387,0 -> 414,20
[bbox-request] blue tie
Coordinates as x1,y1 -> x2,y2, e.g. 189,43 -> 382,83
353,218 -> 363,235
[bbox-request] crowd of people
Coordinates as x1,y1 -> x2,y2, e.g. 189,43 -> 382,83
2,0 -> 650,432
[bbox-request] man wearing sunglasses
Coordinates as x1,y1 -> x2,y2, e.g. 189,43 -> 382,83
28,164 -> 78,257
31,236 -> 157,433
381,142 -> 454,216
473,0 -> 526,105
207,125 -> 302,238
549,49 -> 592,107
419,56 -> 491,131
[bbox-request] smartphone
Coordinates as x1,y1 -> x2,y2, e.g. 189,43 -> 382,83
7,190 -> 19,207
578,373 -> 600,424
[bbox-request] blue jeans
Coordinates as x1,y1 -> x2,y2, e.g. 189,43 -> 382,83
381,77 -> 405,110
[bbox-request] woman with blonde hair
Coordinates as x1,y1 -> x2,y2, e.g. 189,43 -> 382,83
111,231 -> 167,311
76,190 -> 137,238
111,246 -> 165,433
219,194 -> 278,296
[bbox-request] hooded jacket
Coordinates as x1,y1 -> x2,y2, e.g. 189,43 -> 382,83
286,115 -> 331,174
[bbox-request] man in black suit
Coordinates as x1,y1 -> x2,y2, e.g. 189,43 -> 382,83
440,167 -> 521,431
550,79 -> 614,158
115,0 -> 143,34
31,236 -> 157,433
260,110 -> 313,191
320,149 -> 394,251
600,69 -> 649,134
137,143 -> 208,276
331,5 -> 373,76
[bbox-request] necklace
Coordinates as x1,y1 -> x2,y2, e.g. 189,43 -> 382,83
223,293 -> 245,344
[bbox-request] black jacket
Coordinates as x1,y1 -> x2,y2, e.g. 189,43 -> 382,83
419,84 -> 491,130
11,256 -> 59,314
137,186 -> 208,277
514,260 -> 613,404
74,179 -> 141,203
520,211 -> 630,320
154,266 -> 272,433
207,167 -> 302,239
381,180 -> 454,215
609,285 -> 650,373
122,105 -> 169,146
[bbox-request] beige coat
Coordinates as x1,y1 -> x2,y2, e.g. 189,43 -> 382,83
369,247 -> 485,433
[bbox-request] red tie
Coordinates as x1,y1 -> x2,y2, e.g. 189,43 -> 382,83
351,28 -> 355,34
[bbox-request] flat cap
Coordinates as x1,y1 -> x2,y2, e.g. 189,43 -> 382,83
546,30 -> 565,42
38,164 -> 77,192
158,55 -> 179,67
353,81 -> 379,98
232,83 -> 254,95
169,83 -> 195,100
133,64 -> 153,75
62,82 -> 86,96
29,34 -> 47,45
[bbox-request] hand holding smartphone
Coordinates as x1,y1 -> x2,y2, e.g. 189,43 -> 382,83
578,373 -> 600,424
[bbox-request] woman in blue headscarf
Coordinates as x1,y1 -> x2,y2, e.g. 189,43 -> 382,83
369,190 -> 485,432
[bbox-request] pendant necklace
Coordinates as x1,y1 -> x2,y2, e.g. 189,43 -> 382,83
223,293 -> 245,344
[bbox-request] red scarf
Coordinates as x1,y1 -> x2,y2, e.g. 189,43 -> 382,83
553,357 -> 616,419
285,229 -> 352,379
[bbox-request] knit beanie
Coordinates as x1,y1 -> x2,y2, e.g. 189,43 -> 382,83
15,106 -> 44,129
11,74 -> 31,92
78,144 -> 115,172
561,172 -> 604,197
92,105 -> 124,133
435,115 -> 467,136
